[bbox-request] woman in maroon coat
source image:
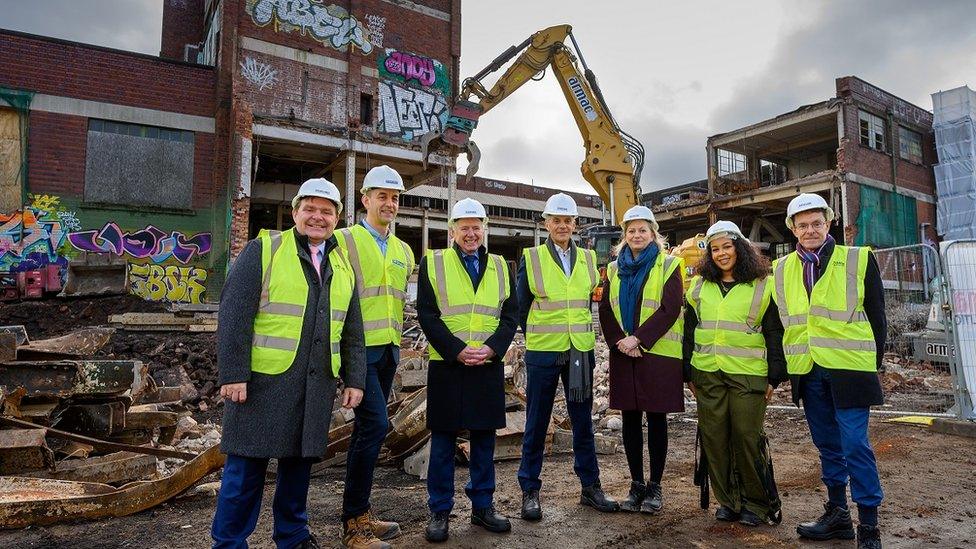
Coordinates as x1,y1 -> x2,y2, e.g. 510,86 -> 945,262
598,206 -> 684,515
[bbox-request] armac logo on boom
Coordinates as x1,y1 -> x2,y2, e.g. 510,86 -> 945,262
567,77 -> 598,121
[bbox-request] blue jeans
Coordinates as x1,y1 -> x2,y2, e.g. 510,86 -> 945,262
517,350 -> 600,492
801,365 -> 883,507
342,345 -> 398,520
427,429 -> 496,512
211,455 -> 315,549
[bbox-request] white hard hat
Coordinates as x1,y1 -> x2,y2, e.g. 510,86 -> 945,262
542,193 -> 579,218
786,193 -> 835,229
620,205 -> 659,232
361,164 -> 405,192
450,197 -> 487,223
292,178 -> 343,214
705,220 -> 748,244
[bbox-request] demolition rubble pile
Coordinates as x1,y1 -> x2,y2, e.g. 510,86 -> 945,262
0,298 -> 224,529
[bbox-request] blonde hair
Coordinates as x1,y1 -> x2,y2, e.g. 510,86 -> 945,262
614,220 -> 668,257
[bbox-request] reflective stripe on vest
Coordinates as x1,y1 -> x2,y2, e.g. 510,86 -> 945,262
425,249 -> 509,361
607,253 -> 685,358
771,246 -> 876,374
250,229 -> 354,376
337,225 -> 415,346
686,275 -> 772,376
524,244 -> 598,351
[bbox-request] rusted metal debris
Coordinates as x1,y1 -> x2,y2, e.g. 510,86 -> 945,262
0,359 -> 148,400
1,416 -> 196,461
0,444 -> 224,529
14,327 -> 115,360
19,451 -> 157,485
0,428 -> 55,474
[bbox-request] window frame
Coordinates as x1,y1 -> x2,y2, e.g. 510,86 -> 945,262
898,125 -> 923,164
858,110 -> 887,152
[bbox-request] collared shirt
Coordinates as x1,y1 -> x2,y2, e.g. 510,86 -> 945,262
360,219 -> 389,256
553,242 -> 572,276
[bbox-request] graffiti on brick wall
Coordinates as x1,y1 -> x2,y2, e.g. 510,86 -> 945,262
377,81 -> 449,141
0,194 -> 79,274
67,223 -> 212,264
240,57 -> 278,90
365,14 -> 385,49
247,0 -> 372,54
379,49 -> 451,96
129,263 -> 207,304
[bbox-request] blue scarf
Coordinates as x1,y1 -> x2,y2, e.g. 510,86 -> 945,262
618,243 -> 659,334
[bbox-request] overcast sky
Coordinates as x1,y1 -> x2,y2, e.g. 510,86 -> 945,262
3,0 -> 975,194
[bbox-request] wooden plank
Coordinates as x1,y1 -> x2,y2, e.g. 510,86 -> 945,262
21,452 -> 156,484
398,369 -> 427,389
0,417 -> 196,460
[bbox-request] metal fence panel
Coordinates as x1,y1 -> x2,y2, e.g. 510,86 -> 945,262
942,240 -> 976,419
873,244 -> 957,415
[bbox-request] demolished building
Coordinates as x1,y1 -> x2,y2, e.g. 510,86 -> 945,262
651,76 -> 938,258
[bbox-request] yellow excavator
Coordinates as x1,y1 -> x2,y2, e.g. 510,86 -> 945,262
420,24 -> 703,286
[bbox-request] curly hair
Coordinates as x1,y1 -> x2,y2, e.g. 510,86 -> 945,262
695,236 -> 771,284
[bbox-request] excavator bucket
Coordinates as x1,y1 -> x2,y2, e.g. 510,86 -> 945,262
419,100 -> 483,182
59,252 -> 129,297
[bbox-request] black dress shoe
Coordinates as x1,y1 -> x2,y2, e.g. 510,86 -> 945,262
521,489 -> 542,521
425,511 -> 450,543
297,533 -> 320,549
619,481 -> 647,513
739,508 -> 762,527
796,503 -> 855,540
580,481 -> 620,513
857,524 -> 882,549
715,505 -> 740,522
641,482 -> 663,514
471,506 -> 511,533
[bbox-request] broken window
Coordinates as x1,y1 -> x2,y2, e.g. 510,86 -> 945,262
360,93 -> 373,127
898,126 -> 923,164
717,149 -> 746,176
859,110 -> 887,152
760,160 -> 788,186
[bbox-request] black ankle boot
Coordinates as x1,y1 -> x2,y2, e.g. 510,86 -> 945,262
425,511 -> 450,543
521,489 -> 541,521
796,502 -> 855,540
857,524 -> 882,549
471,506 -> 511,533
580,480 -> 619,512
641,482 -> 663,514
619,481 -> 646,512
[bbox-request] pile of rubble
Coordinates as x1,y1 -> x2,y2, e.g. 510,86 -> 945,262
0,321 -> 223,529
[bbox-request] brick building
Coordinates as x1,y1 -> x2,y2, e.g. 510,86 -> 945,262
653,76 -> 938,258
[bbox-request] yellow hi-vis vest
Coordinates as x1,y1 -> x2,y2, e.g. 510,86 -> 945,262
771,245 -> 876,375
686,275 -> 772,377
250,229 -> 355,377
523,244 -> 599,352
607,253 -> 684,358
336,224 -> 415,347
425,248 -> 509,361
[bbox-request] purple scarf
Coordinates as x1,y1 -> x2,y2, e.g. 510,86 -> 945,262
795,234 -> 834,297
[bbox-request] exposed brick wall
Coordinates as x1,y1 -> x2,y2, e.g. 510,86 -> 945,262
0,30 -> 215,117
26,112 -> 88,197
836,76 -> 936,197
160,0 -> 206,60
192,132 -> 216,209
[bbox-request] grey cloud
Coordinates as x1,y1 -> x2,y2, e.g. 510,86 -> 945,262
1,0 -> 162,55
709,0 -> 976,133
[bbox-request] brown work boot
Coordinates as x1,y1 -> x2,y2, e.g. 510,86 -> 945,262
365,509 -> 401,540
341,514 -> 390,549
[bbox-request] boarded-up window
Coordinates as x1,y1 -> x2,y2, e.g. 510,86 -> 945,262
0,107 -> 22,212
898,126 -> 923,164
84,119 -> 194,210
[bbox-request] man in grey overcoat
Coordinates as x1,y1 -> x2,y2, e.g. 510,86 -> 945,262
211,178 -> 366,549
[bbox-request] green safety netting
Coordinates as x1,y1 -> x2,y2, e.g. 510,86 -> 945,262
855,184 -> 918,248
